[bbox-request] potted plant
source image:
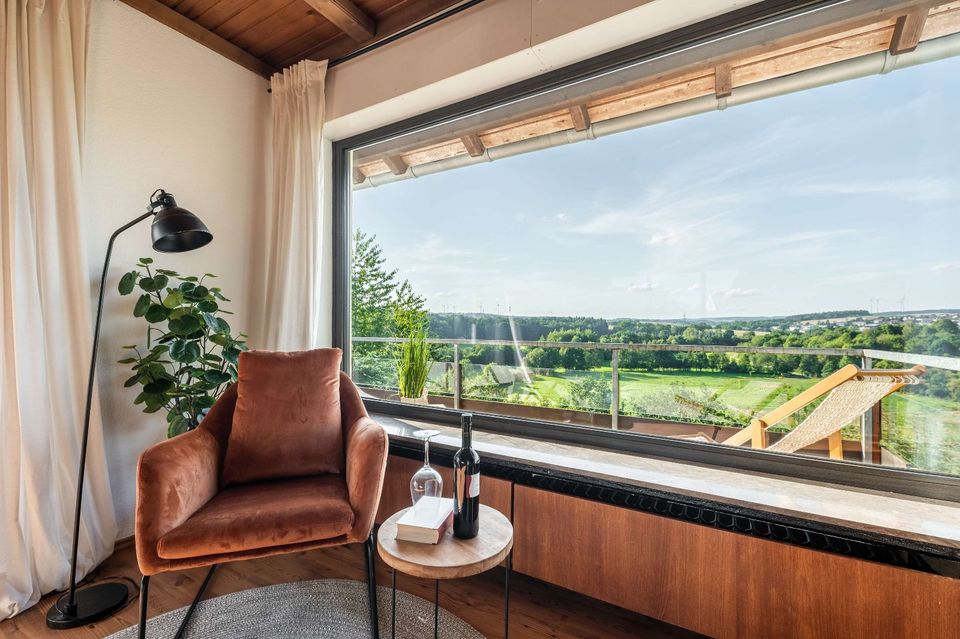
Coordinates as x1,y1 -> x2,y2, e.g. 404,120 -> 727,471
117,257 -> 247,437
397,330 -> 431,404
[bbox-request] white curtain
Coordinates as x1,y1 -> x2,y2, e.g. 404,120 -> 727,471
258,60 -> 327,351
1,0 -> 117,619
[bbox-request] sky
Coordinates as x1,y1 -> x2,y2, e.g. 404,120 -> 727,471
353,55 -> 960,320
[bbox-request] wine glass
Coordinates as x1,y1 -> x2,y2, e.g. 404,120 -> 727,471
410,430 -> 443,505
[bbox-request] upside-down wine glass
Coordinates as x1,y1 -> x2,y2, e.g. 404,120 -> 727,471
410,429 -> 443,505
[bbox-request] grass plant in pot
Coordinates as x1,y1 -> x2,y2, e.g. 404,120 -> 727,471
397,331 -> 431,404
117,257 -> 247,437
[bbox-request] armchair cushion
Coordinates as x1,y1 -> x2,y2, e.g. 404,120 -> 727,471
157,475 -> 354,560
221,348 -> 344,485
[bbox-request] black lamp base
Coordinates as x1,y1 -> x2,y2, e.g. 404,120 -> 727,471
46,582 -> 129,629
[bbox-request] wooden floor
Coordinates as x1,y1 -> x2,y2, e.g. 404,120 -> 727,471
2,541 -> 702,639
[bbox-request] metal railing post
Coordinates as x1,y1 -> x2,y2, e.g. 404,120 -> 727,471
453,343 -> 462,410
861,354 -> 874,463
611,349 -> 620,430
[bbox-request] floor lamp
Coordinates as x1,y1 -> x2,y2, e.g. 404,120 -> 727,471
47,189 -> 213,629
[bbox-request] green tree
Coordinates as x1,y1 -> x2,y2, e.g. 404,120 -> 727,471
392,279 -> 427,338
352,230 -> 397,337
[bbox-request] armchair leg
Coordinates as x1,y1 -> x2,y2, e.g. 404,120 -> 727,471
364,532 -> 380,639
174,565 -> 218,639
137,565 -> 217,639
138,575 -> 150,639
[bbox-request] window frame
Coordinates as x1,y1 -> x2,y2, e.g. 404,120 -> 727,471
331,0 -> 960,502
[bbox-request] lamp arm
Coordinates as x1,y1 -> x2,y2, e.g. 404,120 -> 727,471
64,209 -> 155,613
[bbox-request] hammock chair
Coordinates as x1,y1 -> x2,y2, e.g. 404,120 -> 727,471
722,363 -> 926,460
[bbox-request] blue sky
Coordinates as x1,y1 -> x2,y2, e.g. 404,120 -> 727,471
353,55 -> 960,320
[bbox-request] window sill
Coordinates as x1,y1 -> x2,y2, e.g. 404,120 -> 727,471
372,412 -> 960,562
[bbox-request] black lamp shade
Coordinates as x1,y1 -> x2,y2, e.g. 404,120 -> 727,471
150,195 -> 213,253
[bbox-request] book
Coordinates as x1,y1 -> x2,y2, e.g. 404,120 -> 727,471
395,496 -> 454,544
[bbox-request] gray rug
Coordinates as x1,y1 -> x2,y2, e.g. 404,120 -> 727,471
106,579 -> 483,638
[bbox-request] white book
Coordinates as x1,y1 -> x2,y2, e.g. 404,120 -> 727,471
396,497 -> 454,544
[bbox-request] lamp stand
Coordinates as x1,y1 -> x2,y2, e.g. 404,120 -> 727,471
46,210 -> 153,629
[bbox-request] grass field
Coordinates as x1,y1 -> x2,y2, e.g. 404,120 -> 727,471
358,357 -> 960,475
467,366 -> 960,475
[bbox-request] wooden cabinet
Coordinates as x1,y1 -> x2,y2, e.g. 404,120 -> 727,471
512,485 -> 960,639
376,456 -> 960,638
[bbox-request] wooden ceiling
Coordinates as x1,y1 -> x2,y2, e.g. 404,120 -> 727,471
120,0 -> 468,77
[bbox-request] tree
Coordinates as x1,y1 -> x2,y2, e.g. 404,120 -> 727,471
352,230 -> 398,337
525,347 -> 561,370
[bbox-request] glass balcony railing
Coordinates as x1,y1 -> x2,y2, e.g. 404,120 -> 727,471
351,336 -> 960,476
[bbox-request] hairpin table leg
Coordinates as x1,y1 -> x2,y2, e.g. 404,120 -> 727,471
391,569 -> 397,639
434,579 -> 440,639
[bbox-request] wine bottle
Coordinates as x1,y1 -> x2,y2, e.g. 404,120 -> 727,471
453,413 -> 480,539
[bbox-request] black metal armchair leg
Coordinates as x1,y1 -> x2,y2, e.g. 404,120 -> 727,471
138,575 -> 150,639
137,565 -> 218,639
174,565 -> 218,639
365,532 -> 380,639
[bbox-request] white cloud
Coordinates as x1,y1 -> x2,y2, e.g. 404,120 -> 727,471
786,176 -> 956,201
714,287 -> 761,298
932,261 -> 960,273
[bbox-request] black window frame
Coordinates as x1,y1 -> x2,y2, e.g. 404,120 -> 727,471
331,0 -> 960,503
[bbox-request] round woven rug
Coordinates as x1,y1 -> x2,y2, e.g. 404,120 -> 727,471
106,578 -> 483,638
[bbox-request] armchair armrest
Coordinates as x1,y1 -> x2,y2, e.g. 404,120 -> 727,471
341,375 -> 388,540
135,386 -> 236,575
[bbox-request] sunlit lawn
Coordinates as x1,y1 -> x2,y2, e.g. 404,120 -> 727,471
365,356 -> 960,475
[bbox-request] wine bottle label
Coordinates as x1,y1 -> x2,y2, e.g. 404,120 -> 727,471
468,472 -> 480,498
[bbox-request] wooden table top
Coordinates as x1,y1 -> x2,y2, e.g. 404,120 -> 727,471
377,504 -> 513,580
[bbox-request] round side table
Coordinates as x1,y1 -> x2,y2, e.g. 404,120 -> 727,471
377,504 -> 514,639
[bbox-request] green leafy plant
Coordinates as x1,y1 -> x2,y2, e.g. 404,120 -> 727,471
117,257 -> 247,437
397,332 -> 430,399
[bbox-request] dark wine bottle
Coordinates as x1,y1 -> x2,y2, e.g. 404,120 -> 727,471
453,413 -> 480,539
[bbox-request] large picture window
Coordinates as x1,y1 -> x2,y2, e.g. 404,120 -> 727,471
335,1 -> 960,495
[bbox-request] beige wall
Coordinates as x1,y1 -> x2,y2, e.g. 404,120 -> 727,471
84,0 -> 270,536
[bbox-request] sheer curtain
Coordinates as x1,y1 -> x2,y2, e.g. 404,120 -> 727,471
1,0 -> 118,619
257,60 -> 327,351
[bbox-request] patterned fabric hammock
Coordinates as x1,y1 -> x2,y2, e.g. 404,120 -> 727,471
768,372 -> 924,454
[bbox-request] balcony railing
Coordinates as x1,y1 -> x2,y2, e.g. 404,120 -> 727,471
352,336 -> 960,470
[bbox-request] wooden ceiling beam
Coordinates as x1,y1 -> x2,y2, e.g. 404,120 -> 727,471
302,0 -> 376,42
287,0 -> 464,68
383,155 -> 409,175
714,63 -> 733,98
460,134 -> 486,157
352,166 -> 366,185
118,0 -> 276,78
889,7 -> 930,54
568,104 -> 591,132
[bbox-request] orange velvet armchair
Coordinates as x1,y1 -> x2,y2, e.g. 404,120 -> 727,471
134,359 -> 388,639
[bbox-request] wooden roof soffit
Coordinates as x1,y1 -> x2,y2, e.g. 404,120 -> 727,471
117,0 -> 277,78
353,1 -> 960,183
890,7 -> 931,53
460,133 -> 486,157
302,0 -> 376,42
568,104 -> 591,132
